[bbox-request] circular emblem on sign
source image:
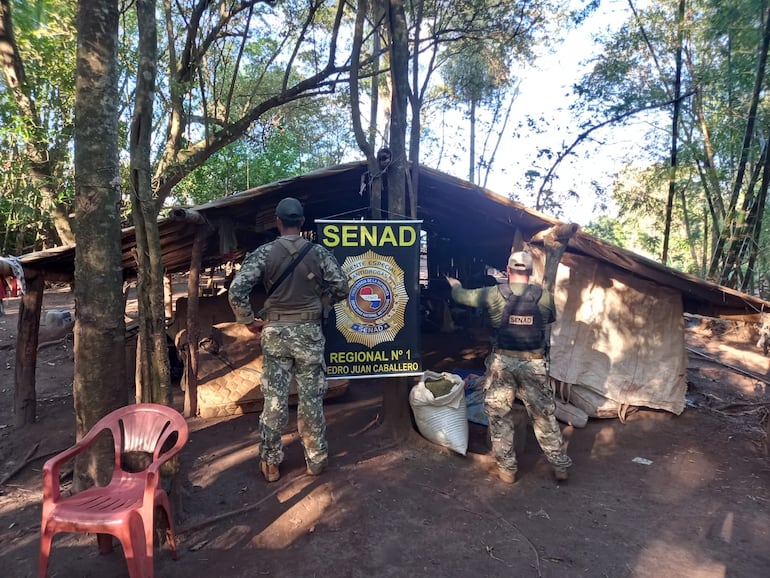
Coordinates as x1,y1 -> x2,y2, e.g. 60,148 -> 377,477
336,250 -> 408,347
349,277 -> 393,319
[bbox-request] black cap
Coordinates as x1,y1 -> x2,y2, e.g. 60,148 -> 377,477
275,197 -> 304,220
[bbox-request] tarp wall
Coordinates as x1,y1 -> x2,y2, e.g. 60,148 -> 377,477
548,254 -> 687,416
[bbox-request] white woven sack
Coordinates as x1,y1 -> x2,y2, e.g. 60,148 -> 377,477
409,371 -> 468,455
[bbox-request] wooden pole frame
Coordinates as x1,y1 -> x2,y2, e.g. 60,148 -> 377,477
14,272 -> 44,425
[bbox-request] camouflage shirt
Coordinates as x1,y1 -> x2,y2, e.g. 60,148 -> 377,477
229,235 -> 348,325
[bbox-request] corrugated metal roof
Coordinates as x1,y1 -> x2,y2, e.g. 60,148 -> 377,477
18,160 -> 770,320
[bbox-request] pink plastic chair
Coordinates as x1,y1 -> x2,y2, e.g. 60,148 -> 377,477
39,403 -> 189,578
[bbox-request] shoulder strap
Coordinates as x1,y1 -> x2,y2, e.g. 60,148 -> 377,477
527,284 -> 543,302
267,241 -> 314,297
498,283 -> 542,303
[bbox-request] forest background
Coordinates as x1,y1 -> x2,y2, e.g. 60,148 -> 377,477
2,0 -> 770,487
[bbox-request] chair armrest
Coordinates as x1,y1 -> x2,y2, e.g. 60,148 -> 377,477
142,435 -> 186,503
41,427 -> 105,503
144,442 -> 184,481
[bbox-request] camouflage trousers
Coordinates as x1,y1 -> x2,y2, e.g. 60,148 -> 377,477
483,351 -> 572,473
260,322 -> 329,468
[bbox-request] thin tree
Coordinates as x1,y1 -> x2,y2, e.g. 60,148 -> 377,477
661,0 -> 686,265
441,41 -> 511,184
131,0 -> 171,405
708,1 -> 770,285
350,0 -> 387,218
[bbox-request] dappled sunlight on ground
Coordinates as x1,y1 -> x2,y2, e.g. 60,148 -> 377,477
257,480 -> 335,549
2,290 -> 770,576
633,538 -> 726,578
656,447 -> 716,496
589,424 -> 619,458
190,441 -> 260,488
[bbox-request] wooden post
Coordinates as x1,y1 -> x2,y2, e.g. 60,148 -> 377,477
164,274 -> 173,320
530,223 -> 580,294
14,273 -> 44,425
183,226 -> 208,417
134,334 -> 143,403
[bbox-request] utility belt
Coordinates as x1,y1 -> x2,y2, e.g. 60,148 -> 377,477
266,311 -> 321,322
493,348 -> 544,360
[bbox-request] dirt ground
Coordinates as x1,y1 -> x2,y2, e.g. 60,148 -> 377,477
2,285 -> 770,578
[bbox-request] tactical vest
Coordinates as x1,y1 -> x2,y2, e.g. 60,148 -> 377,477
263,237 -> 323,320
495,283 -> 545,351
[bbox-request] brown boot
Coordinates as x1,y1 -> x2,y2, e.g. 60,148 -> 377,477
497,467 -> 516,484
553,466 -> 569,482
306,458 -> 328,476
260,459 -> 280,483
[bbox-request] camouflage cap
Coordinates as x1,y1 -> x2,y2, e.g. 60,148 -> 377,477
275,197 -> 304,220
508,251 -> 533,274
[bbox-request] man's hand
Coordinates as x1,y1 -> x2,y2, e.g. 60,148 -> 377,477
445,275 -> 461,288
246,319 -> 265,337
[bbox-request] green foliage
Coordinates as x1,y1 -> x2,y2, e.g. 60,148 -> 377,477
172,129 -> 302,205
0,151 -> 45,253
582,215 -> 629,247
0,0 -> 77,253
2,0 -> 357,244
571,0 -> 770,287
171,96 -> 354,206
441,42 -> 511,106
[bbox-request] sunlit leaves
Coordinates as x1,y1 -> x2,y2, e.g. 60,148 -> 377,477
578,0 -> 770,292
0,0 -> 77,251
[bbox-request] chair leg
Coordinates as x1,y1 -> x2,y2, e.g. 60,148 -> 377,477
121,516 -> 149,578
144,509 -> 156,576
156,496 -> 179,560
97,533 -> 114,554
38,527 -> 54,578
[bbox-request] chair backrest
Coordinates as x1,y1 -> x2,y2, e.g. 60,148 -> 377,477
91,403 -> 189,473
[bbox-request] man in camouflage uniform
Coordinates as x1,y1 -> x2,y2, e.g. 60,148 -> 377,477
229,197 -> 349,483
446,251 -> 571,484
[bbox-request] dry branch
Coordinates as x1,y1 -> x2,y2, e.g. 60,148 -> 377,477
686,346 -> 770,385
348,413 -> 381,437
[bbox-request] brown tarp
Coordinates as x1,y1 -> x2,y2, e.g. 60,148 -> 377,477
550,254 -> 687,416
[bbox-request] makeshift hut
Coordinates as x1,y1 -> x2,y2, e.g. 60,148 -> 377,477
13,161 -> 770,423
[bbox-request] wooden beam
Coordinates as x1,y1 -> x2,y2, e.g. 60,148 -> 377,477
183,226 -> 210,417
14,274 -> 44,425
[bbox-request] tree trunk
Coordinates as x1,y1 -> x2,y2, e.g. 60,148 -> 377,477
183,226 -> 209,418
708,2 -> 770,283
131,0 -> 171,405
380,0 -> 413,441
349,0 -> 387,219
530,223 -> 579,294
661,0 -> 685,265
469,99 -> 476,183
72,0 -> 126,491
407,0 -> 423,218
740,137 -> 770,293
385,0 -> 408,219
